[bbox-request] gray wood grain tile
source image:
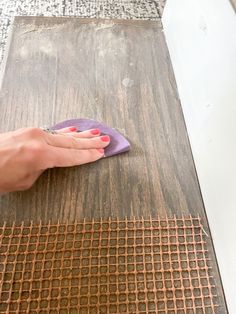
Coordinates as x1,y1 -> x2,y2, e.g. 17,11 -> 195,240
0,17 -> 227,312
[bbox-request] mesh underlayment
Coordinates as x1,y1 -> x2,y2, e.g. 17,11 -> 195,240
0,217 -> 218,313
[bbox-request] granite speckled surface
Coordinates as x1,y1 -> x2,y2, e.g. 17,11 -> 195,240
0,0 -> 165,64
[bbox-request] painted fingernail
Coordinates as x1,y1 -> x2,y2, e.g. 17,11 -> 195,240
69,126 -> 77,132
101,135 -> 110,142
97,148 -> 104,154
90,129 -> 100,135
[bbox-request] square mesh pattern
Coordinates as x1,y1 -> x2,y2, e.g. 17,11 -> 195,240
0,217 -> 218,313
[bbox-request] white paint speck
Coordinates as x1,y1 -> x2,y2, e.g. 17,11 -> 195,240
98,50 -> 106,57
20,46 -> 28,58
94,21 -> 115,31
40,42 -> 53,55
122,78 -> 134,88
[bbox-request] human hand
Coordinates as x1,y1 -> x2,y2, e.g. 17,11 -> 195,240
0,126 -> 110,193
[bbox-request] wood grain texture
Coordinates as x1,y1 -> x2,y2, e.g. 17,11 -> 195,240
0,17 -> 227,312
0,17 -> 205,222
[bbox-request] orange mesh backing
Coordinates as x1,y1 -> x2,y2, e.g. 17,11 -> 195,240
0,217 -> 218,313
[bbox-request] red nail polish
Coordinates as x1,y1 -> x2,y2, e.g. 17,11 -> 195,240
69,126 -> 77,132
91,129 -> 100,135
97,148 -> 104,154
101,135 -> 110,142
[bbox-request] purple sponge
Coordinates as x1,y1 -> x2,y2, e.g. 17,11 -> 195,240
52,118 -> 130,157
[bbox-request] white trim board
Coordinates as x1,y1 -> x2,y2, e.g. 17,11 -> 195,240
163,0 -> 236,312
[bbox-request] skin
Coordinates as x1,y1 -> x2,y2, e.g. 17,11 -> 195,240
0,126 -> 110,193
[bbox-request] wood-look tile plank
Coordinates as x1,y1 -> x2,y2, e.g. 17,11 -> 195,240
0,17 -> 204,221
0,17 -> 228,313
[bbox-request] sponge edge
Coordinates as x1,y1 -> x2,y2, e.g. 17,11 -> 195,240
51,119 -> 130,157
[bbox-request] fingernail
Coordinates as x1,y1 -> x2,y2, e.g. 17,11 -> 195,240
90,129 -> 100,135
101,135 -> 110,142
97,148 -> 104,154
69,126 -> 77,132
